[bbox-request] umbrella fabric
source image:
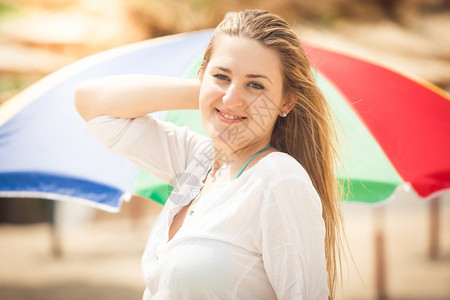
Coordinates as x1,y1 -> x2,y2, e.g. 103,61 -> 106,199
1,30 -> 448,211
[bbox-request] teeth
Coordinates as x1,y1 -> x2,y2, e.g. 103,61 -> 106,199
220,111 -> 243,120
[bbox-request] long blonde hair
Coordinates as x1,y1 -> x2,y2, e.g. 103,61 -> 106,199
200,9 -> 343,299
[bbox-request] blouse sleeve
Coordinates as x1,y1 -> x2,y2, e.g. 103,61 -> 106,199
260,174 -> 329,300
86,114 -> 208,184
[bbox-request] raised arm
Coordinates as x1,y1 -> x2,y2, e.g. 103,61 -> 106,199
74,75 -> 200,121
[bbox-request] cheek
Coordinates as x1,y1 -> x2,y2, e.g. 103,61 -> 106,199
198,89 -> 211,113
199,80 -> 222,108
248,93 -> 282,122
199,86 -> 217,122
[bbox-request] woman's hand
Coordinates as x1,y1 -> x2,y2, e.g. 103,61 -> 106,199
74,75 -> 200,121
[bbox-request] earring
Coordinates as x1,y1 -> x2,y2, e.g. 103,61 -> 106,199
280,111 -> 288,117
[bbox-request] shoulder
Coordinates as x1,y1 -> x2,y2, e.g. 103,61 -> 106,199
255,152 -> 322,212
257,152 -> 312,185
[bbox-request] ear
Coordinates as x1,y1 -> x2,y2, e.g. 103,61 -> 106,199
281,96 -> 296,115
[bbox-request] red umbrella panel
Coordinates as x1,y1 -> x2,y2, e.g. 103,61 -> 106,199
302,43 -> 450,200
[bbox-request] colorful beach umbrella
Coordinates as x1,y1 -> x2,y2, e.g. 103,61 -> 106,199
0,30 -> 448,212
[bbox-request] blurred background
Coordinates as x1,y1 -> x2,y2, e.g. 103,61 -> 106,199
0,0 -> 449,299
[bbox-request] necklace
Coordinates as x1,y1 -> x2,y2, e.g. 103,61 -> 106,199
187,143 -> 271,217
235,143 -> 271,179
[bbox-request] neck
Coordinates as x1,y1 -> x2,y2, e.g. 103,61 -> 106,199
210,140 -> 272,179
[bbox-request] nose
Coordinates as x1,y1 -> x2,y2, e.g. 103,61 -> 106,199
222,84 -> 245,108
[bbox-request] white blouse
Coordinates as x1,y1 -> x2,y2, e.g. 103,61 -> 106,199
87,115 -> 328,300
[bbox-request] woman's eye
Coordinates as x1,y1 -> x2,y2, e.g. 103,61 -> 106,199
249,82 -> 264,90
213,74 -> 230,81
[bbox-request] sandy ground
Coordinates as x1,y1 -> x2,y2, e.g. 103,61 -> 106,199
0,189 -> 448,300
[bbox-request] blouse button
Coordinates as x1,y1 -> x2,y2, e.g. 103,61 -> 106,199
190,210 -> 194,216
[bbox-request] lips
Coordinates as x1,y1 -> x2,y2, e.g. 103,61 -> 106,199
215,108 -> 246,123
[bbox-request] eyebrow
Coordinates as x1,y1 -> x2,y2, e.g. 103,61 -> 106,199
247,74 -> 272,84
217,67 -> 272,84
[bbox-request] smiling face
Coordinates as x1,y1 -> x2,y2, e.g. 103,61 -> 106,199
199,36 -> 290,155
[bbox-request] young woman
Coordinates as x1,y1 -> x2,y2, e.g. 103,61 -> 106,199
75,9 -> 343,299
